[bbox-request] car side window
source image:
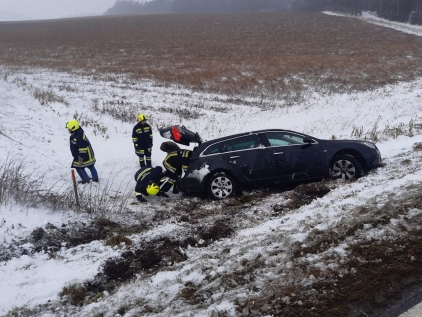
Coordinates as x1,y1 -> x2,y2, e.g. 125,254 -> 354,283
202,141 -> 224,156
223,135 -> 260,153
265,132 -> 306,146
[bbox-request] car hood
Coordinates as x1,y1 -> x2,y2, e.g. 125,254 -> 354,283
159,125 -> 203,146
322,139 -> 377,147
320,139 -> 380,154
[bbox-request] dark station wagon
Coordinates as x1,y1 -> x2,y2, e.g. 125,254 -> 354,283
159,126 -> 382,200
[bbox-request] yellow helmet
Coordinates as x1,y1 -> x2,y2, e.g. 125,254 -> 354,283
66,119 -> 79,131
138,113 -> 148,122
146,183 -> 160,196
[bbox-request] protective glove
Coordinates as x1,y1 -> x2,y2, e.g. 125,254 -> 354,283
78,156 -> 83,163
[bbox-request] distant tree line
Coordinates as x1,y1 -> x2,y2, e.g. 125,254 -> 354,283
104,0 -> 422,25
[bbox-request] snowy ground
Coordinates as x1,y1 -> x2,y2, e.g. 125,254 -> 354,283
1,12 -> 422,317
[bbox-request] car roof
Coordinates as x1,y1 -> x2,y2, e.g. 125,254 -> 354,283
200,129 -> 315,146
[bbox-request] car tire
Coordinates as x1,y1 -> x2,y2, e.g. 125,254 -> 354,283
207,172 -> 236,200
330,154 -> 362,180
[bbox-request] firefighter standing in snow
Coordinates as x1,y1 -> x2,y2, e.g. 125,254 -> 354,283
132,113 -> 153,168
134,166 -> 168,202
160,141 -> 192,193
66,119 -> 99,184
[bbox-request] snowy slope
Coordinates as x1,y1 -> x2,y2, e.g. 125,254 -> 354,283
1,13 -> 422,317
1,68 -> 422,317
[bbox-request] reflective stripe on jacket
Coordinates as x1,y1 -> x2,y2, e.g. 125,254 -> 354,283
163,149 -> 192,177
69,127 -> 96,168
132,122 -> 153,150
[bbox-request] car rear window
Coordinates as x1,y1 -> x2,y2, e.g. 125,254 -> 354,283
202,141 -> 224,156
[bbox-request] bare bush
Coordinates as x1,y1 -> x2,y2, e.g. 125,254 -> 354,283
71,112 -> 109,138
76,173 -> 132,216
158,106 -> 201,120
33,88 -> 69,106
0,155 -> 132,215
352,118 -> 422,143
0,154 -> 46,207
95,99 -> 139,123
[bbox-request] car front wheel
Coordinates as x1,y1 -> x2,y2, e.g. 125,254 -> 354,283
207,172 -> 236,200
330,155 -> 362,180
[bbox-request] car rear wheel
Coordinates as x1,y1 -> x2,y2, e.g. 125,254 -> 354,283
330,155 -> 362,180
207,172 -> 236,200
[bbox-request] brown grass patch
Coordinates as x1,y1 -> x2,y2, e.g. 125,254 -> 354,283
199,219 -> 234,245
285,182 -> 331,209
1,12 -> 422,98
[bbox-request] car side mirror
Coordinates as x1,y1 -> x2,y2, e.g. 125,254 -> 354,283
303,137 -> 313,143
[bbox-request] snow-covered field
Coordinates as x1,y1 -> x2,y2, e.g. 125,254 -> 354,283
1,12 -> 422,317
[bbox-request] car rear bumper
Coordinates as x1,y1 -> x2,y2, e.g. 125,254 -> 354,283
179,177 -> 205,193
178,168 -> 210,193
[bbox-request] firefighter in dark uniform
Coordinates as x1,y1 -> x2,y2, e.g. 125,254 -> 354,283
160,141 -> 192,194
134,166 -> 168,202
132,113 -> 153,168
66,119 -> 99,184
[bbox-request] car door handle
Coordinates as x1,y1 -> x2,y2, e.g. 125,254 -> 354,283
273,152 -> 284,155
230,156 -> 240,159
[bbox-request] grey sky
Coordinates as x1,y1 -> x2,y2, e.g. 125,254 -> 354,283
0,0 -> 117,20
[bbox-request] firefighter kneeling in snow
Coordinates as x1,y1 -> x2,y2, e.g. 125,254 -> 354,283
160,141 -> 192,194
134,166 -> 168,203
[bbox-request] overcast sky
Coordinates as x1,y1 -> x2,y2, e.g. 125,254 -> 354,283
0,0 -> 117,20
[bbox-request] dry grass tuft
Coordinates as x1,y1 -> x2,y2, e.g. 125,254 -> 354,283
177,284 -> 198,301
33,88 -> 69,106
413,142 -> 422,151
59,282 -> 88,306
173,199 -> 203,213
105,235 -> 133,247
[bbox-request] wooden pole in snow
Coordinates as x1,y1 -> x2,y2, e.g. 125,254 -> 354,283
71,169 -> 80,209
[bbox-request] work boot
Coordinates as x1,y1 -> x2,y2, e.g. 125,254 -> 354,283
77,179 -> 90,184
92,178 -> 99,183
156,191 -> 169,198
137,196 -> 147,203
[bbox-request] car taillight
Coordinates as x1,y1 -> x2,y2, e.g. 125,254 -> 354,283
171,126 -> 182,142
